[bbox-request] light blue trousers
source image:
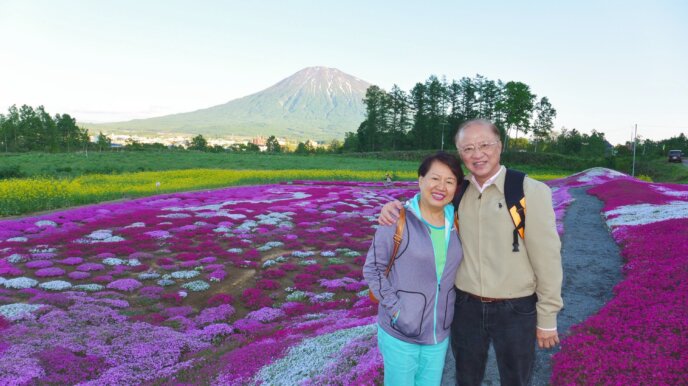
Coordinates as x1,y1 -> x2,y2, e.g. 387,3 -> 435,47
377,325 -> 449,386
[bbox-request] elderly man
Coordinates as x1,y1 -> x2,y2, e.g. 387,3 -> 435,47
379,119 -> 563,385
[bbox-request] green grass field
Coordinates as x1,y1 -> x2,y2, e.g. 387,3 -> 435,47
0,150 -> 573,180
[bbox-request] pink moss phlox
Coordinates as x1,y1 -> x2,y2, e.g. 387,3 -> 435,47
58,257 -> 84,265
207,293 -> 234,307
195,304 -> 236,326
262,269 -> 286,279
35,267 -> 66,277
68,271 -> 90,280
35,346 -> 107,384
551,178 -> 688,385
241,288 -> 273,310
26,260 -> 54,269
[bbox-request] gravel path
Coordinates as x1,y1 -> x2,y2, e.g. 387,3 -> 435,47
441,187 -> 624,385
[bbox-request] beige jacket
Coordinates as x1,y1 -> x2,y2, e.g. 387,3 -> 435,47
454,167 -> 563,329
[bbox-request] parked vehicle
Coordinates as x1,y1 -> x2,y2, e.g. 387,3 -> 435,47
668,150 -> 683,163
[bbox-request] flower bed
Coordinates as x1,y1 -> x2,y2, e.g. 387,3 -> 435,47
550,170 -> 688,385
2,172 -> 679,384
0,181 -> 415,384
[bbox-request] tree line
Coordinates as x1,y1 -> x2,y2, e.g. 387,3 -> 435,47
344,74 -> 556,152
0,105 -> 95,152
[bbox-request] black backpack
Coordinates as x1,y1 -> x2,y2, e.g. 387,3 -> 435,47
454,169 -> 526,252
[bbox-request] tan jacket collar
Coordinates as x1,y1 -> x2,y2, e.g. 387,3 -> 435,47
468,166 -> 506,194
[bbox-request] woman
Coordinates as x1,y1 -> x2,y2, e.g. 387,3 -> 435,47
363,151 -> 464,386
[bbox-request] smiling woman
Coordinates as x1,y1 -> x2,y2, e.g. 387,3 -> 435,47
363,151 -> 464,386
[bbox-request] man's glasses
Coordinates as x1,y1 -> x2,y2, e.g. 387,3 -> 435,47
459,140 -> 501,155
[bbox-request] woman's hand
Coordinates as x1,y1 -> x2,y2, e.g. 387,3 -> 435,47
378,200 -> 403,226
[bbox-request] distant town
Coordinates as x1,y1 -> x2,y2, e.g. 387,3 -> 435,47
95,133 -> 326,152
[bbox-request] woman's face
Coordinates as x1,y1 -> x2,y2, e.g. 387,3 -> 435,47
418,161 -> 458,210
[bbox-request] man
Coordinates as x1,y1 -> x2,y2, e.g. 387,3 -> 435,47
379,119 -> 563,385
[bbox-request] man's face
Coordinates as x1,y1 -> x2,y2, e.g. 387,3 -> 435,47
456,123 -> 502,184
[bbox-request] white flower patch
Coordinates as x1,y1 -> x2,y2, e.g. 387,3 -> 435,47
236,220 -> 258,232
124,222 -> 146,228
39,280 -> 72,291
257,241 -> 285,252
171,270 -> 200,279
86,230 -> 113,240
292,251 -> 315,258
0,303 -> 44,321
3,277 -> 38,289
292,192 -> 310,199
6,254 -> 25,264
604,201 -> 688,227
310,292 -> 335,303
262,260 -> 277,268
29,246 -> 56,254
138,272 -> 160,280
256,212 -> 293,226
227,248 -> 243,254
651,185 -> 688,199
35,220 -> 58,228
157,279 -> 175,287
103,258 -> 126,266
157,213 -> 191,219
127,259 -> 142,267
72,284 -> 104,291
213,226 -> 233,233
181,280 -> 210,292
6,237 -> 28,242
0,276 -> 5,286
254,324 -> 376,385
77,229 -> 125,243
574,167 -> 627,183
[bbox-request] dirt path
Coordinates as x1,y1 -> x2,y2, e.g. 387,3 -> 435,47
441,187 -> 624,385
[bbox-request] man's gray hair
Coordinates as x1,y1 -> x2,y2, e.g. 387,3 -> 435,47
454,119 -> 501,144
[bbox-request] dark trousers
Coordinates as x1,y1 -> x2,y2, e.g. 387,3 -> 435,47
451,288 -> 537,386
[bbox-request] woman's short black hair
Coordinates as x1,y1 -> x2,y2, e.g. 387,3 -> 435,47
417,151 -> 464,181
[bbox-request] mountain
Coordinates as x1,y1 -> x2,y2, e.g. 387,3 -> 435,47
85,67 -> 371,140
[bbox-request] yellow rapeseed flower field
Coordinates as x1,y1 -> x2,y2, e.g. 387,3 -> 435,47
0,169 -> 418,216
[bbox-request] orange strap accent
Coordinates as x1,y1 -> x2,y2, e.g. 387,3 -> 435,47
384,207 -> 406,277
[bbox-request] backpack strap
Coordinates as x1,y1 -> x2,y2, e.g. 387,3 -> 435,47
453,210 -> 460,235
384,207 -> 406,277
504,169 -> 526,252
453,179 -> 470,209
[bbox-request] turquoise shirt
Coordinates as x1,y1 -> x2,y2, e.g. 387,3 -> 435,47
428,224 -> 447,279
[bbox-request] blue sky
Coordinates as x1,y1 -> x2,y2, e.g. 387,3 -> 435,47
1,0 -> 686,144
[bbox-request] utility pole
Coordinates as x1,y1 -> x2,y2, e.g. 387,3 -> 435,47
441,121 -> 445,151
631,124 -> 637,177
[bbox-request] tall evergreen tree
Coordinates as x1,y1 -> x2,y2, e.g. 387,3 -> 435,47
532,97 -> 557,151
357,85 -> 389,151
501,81 -> 536,149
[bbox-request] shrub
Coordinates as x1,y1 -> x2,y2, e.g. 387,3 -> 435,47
36,346 -> 106,384
207,293 -> 234,307
107,278 -> 142,292
241,288 -> 273,310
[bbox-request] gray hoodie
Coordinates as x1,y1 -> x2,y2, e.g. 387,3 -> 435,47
363,202 -> 463,345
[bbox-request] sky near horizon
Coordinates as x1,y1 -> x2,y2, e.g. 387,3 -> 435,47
1,0 -> 686,145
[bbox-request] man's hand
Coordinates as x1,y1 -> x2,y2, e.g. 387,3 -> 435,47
536,328 -> 559,349
378,200 -> 403,226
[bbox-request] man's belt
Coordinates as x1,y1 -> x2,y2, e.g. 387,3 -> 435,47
466,293 -> 508,303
